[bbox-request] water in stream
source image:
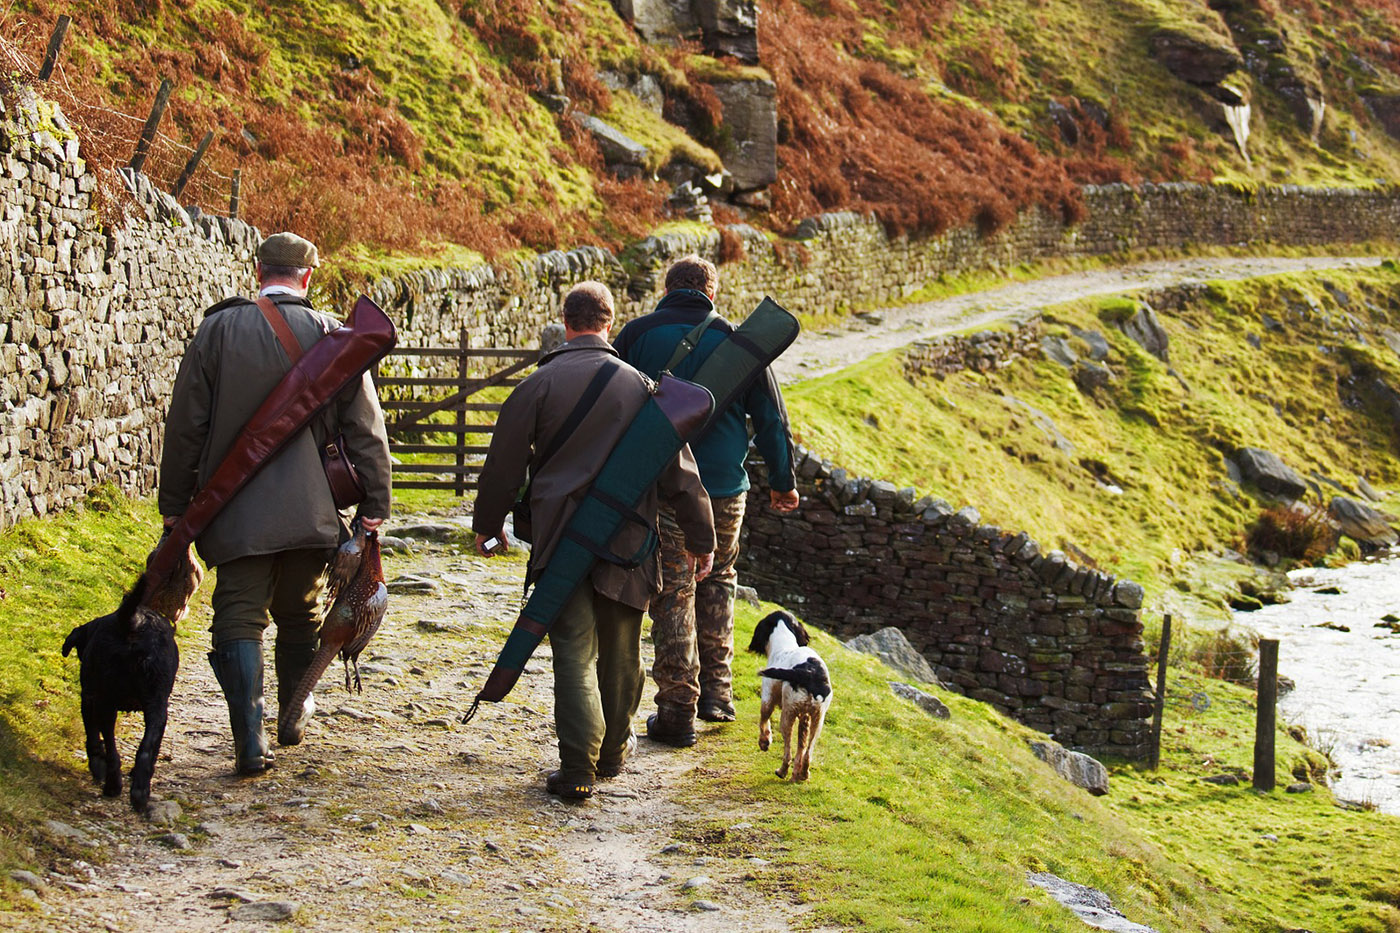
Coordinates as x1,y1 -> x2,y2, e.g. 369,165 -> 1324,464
1242,556 -> 1400,814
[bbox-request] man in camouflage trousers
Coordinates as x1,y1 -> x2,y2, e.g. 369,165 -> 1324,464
614,255 -> 799,747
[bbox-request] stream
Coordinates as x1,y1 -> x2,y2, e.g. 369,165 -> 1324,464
1241,556 -> 1400,814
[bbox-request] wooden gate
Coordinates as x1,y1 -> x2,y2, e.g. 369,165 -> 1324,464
376,333 -> 539,495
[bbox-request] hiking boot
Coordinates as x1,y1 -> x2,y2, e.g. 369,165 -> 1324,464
646,712 -> 697,748
697,699 -> 736,723
597,734 -> 638,778
209,640 -> 273,775
546,770 -> 595,800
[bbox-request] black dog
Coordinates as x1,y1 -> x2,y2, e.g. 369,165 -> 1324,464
62,550 -> 201,813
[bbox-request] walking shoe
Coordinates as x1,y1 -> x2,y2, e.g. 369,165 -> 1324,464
646,712 -> 697,748
546,770 -> 595,799
597,734 -> 638,778
697,699 -> 736,723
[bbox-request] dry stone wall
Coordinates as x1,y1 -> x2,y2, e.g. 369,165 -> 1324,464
736,445 -> 1155,760
0,88 -> 257,528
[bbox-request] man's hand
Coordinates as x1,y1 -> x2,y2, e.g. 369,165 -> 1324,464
770,489 -> 800,512
162,514 -> 181,530
360,516 -> 384,532
476,531 -> 511,557
687,551 -> 714,581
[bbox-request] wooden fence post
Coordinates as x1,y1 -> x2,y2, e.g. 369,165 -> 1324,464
1253,638 -> 1279,791
172,130 -> 214,201
229,169 -> 242,219
1150,613 -> 1172,770
456,326 -> 469,497
129,77 -> 174,174
38,15 -> 71,81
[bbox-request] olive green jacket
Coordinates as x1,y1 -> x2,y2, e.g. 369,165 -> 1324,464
158,293 -> 392,567
473,334 -> 715,611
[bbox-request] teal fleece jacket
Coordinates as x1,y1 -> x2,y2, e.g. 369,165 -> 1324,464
613,289 -> 796,499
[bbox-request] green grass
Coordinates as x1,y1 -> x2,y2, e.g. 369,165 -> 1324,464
0,486 -> 216,875
692,603 -> 1400,933
1,493 -> 1397,930
784,265 -> 1400,620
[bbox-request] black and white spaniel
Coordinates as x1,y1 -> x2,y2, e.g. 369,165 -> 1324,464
747,610 -> 832,782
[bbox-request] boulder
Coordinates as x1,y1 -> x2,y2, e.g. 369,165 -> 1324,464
611,0 -> 700,44
1040,335 -> 1078,369
571,114 -> 649,177
1048,99 -> 1079,145
1233,448 -> 1308,501
1149,28 -> 1243,85
889,682 -> 951,720
845,626 -> 942,685
1073,360 -> 1113,394
712,77 -> 777,191
1027,872 -> 1160,933
1328,496 -> 1398,547
698,0 -> 758,63
1365,94 -> 1400,141
1070,326 -> 1110,361
1119,304 -> 1169,363
1028,741 -> 1110,795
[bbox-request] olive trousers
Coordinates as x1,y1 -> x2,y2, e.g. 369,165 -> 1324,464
549,582 -> 645,780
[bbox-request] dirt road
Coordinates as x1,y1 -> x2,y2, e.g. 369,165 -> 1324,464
6,520 -> 806,932
772,254 -> 1385,383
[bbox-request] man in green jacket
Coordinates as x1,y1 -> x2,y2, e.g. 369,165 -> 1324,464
473,281 -> 715,797
614,255 -> 799,746
159,232 -> 392,775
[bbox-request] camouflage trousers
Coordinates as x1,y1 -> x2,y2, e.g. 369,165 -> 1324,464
649,494 -> 746,721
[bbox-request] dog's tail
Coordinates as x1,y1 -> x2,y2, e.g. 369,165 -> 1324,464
117,575 -> 148,632
760,658 -> 832,701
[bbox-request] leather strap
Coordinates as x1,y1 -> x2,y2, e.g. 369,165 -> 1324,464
256,296 -> 304,365
536,359 -> 623,472
664,310 -> 720,372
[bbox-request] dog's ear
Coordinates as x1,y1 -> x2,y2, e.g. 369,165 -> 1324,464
784,615 -> 810,647
748,612 -> 781,653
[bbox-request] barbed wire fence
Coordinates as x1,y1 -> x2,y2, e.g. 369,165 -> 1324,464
2,12 -> 246,227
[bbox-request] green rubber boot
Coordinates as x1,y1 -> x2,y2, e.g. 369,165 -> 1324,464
208,640 -> 273,775
275,641 -> 318,746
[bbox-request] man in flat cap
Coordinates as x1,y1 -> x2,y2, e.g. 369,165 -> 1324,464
159,231 -> 392,775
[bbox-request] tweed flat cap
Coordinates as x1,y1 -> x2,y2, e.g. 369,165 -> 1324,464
257,231 -> 320,269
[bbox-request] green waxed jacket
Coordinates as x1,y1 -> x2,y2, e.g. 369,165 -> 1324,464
158,293 -> 392,567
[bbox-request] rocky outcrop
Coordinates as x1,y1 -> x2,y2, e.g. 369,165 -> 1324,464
1118,303 -> 1170,362
1210,0 -> 1325,139
846,627 -> 944,685
1328,496 -> 1398,548
610,0 -> 758,63
1232,448 -> 1308,501
1364,94 -> 1400,142
1028,741 -> 1110,795
571,114 -> 649,178
1149,27 -> 1243,85
712,75 -> 778,192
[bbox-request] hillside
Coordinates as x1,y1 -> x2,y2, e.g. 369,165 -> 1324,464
8,0 -> 1400,277
782,264 -> 1400,626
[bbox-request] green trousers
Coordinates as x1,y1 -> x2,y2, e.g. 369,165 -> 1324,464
209,548 -> 334,648
549,582 -> 645,780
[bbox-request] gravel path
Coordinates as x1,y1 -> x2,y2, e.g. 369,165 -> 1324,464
5,518 -> 806,932
772,254 -> 1385,383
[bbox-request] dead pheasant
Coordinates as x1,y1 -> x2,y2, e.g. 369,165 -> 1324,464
277,524 -> 388,739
